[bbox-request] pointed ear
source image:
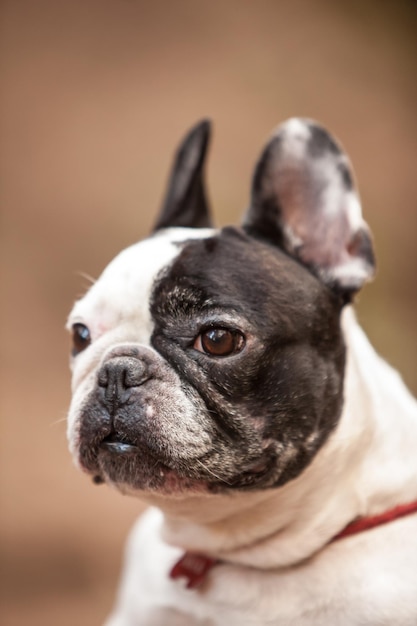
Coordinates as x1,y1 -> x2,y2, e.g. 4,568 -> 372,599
153,119 -> 213,231
243,118 -> 376,295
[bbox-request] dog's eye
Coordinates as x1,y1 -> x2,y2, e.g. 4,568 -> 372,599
71,323 -> 91,356
194,328 -> 245,357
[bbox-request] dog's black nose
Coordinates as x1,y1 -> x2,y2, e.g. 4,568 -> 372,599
98,357 -> 149,406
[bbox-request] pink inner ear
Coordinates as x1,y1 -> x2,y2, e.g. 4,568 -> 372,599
282,190 -> 375,292
284,180 -> 374,292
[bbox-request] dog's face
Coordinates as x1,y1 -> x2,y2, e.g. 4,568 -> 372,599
67,118 -> 375,497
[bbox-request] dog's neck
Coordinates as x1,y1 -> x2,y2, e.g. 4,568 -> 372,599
151,307 -> 417,569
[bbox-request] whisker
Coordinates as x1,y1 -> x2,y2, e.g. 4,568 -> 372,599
50,416 -> 67,427
77,271 -> 96,285
195,459 -> 234,486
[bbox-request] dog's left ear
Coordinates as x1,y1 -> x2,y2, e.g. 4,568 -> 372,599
153,119 -> 213,231
243,118 -> 376,295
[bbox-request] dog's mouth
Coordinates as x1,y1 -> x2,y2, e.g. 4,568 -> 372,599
88,431 -> 210,495
99,433 -> 138,455
98,432 -> 178,479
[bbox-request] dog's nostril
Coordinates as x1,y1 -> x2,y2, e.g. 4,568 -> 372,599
124,363 -> 149,387
98,367 -> 109,388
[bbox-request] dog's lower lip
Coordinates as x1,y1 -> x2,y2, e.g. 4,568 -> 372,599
99,439 -> 138,454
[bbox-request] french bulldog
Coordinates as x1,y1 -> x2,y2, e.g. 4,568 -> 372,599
67,118 -> 417,625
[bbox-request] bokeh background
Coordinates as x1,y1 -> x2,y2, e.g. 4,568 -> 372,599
1,1 -> 416,624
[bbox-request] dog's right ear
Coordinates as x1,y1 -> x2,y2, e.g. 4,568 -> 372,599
243,118 -> 376,297
153,120 -> 213,231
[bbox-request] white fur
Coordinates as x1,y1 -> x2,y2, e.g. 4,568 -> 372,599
104,308 -> 417,625
67,227 -> 214,451
68,227 -> 214,352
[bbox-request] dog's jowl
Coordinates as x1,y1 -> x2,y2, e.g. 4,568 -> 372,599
67,118 -> 417,625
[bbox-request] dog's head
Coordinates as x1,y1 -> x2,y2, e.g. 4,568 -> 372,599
67,118 -> 375,498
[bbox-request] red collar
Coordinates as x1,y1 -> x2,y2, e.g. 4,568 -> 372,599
170,500 -> 417,589
331,500 -> 417,541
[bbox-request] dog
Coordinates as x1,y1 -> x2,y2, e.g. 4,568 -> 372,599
67,118 -> 417,625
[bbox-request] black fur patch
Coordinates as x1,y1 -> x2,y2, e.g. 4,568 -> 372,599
338,161 -> 353,190
307,123 -> 341,157
153,120 -> 213,231
149,227 -> 346,491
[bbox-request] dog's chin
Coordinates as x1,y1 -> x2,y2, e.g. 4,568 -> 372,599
77,436 -> 280,496
77,440 -> 207,496
98,448 -> 211,496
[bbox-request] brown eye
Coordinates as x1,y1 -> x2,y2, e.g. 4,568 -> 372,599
195,328 -> 245,357
71,323 -> 91,356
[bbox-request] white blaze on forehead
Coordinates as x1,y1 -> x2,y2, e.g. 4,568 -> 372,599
68,227 -> 215,343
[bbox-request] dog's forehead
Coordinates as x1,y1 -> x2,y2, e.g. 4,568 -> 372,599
68,227 -> 215,334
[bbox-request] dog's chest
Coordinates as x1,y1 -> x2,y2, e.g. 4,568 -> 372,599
107,508 -> 417,626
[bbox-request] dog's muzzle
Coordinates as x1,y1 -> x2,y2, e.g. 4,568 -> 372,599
97,356 -> 150,454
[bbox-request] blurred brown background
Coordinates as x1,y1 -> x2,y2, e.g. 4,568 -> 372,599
1,0 -> 416,624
